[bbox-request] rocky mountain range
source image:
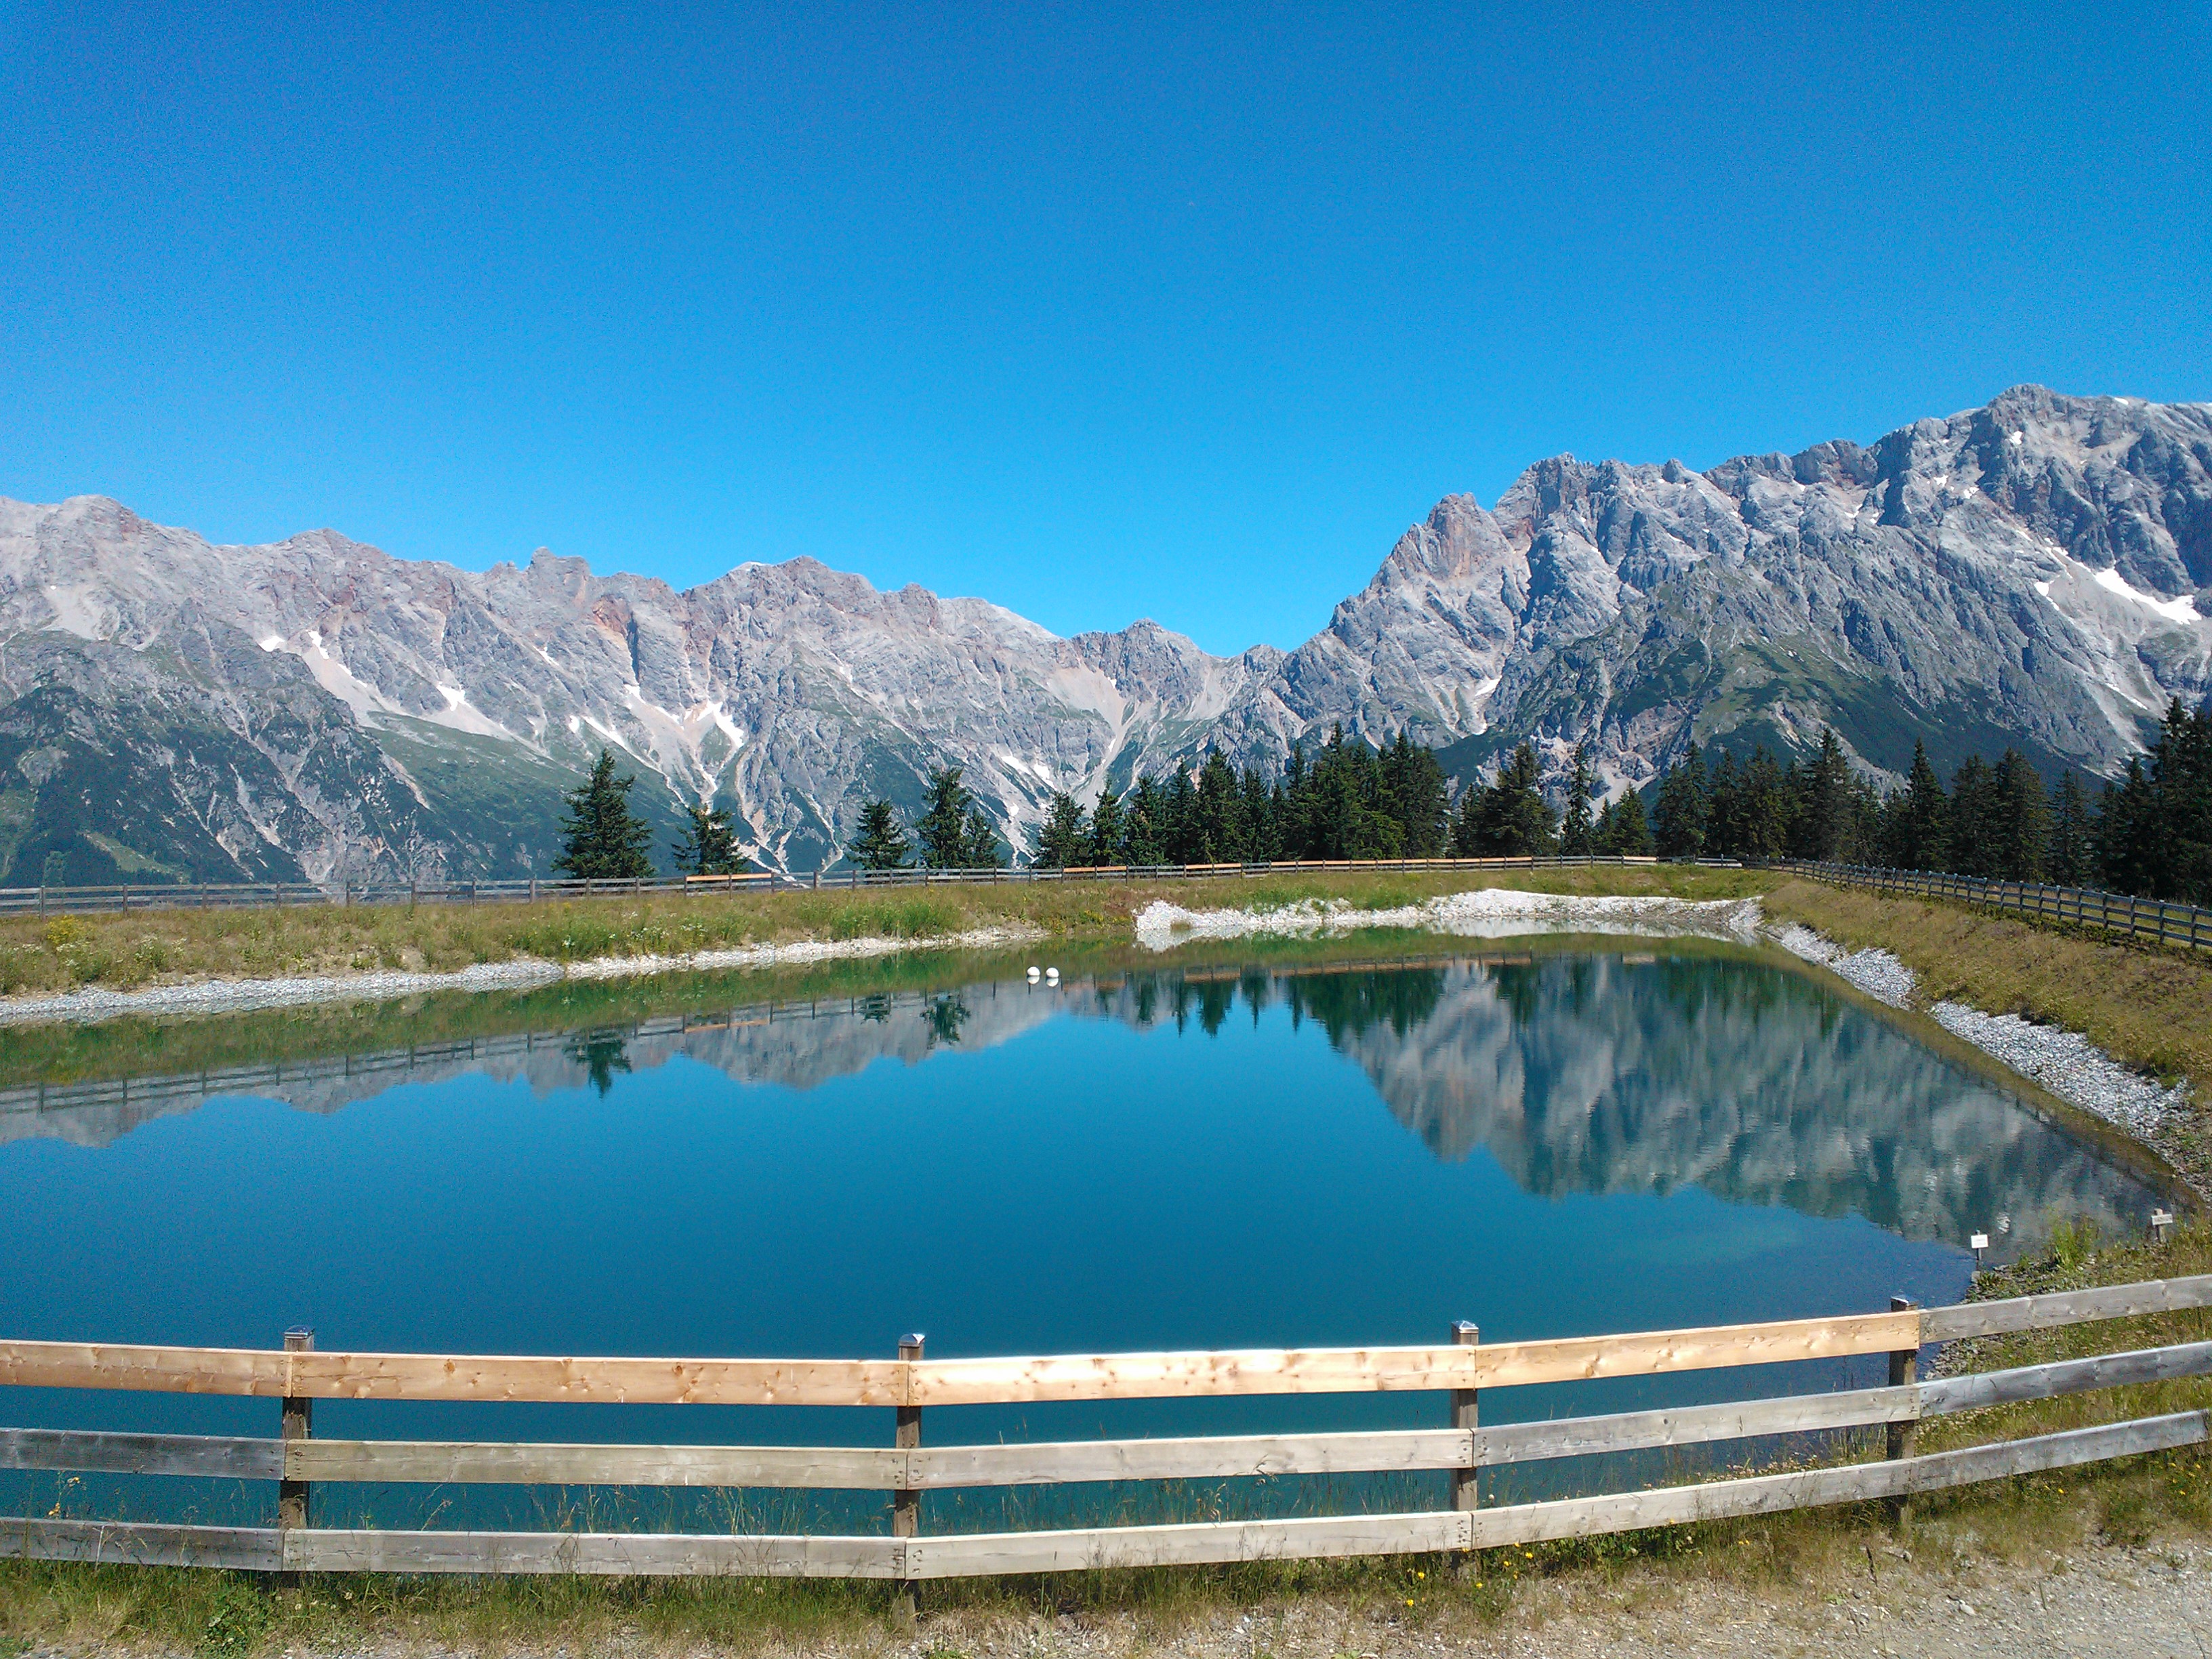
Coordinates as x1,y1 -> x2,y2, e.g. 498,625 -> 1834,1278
1,384 -> 2205,883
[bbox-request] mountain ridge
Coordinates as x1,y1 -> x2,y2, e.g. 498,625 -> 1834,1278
1,384 -> 2206,882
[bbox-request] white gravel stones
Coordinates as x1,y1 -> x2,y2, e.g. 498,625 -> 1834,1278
1771,922 -> 2187,1141
1769,922 -> 1917,1007
1928,1002 -> 2186,1139
1133,890 -> 1765,952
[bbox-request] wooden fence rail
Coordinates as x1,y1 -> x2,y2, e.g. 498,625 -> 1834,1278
1780,859 -> 2212,954
3,1272 -> 2207,1581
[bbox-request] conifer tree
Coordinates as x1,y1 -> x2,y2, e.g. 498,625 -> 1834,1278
1735,749 -> 1792,859
1989,748 -> 2049,881
1467,743 -> 1556,855
2046,773 -> 2094,886
848,798 -> 912,870
672,802 -> 740,876
1603,787 -> 1654,855
1088,787 -> 1125,865
1653,741 -> 1708,859
1036,792 -> 1089,868
1793,729 -> 1852,861
1705,750 -> 1740,857
1559,743 -> 1597,856
916,766 -> 977,867
1889,740 -> 1948,871
552,748 -> 657,880
962,805 -> 1004,868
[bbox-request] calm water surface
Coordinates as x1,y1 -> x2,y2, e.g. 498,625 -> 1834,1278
0,944 -> 2171,1528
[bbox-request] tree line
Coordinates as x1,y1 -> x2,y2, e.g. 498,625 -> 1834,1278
544,693 -> 2211,905
1641,697 -> 2212,903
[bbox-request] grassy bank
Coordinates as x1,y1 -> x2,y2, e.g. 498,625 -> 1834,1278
0,866 -> 1773,998
3,1226 -> 2204,1656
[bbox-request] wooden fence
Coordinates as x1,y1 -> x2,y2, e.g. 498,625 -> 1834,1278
0,856 -> 1683,921
1781,860 -> 2212,954
3,1273 -> 2209,1580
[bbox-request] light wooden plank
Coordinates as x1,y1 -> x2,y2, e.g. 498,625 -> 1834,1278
0,1340 -> 289,1396
1468,1311 -> 1922,1390
285,1351 -> 907,1406
1923,1275 -> 2212,1342
283,1528 -> 905,1577
1920,1341 -> 2212,1415
907,1310 -> 1920,1406
0,1341 -> 902,1406
289,1440 -> 904,1488
0,1427 -> 281,1479
901,1511 -> 1470,1578
1469,1385 -> 1919,1465
909,1430 -> 1472,1489
1462,1410 -> 2209,1549
0,1517 -> 280,1571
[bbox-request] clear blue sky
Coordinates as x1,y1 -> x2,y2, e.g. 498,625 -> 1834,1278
2,3 -> 2207,655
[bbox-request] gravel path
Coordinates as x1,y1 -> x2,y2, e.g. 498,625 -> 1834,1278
1770,921 -> 2188,1141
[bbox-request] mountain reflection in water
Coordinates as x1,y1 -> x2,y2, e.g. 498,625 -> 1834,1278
0,950 -> 2165,1258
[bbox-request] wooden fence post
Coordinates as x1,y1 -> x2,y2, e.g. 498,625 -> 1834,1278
1450,1320 -> 1480,1513
1886,1296 -> 1917,1526
281,1327 -> 314,1535
894,1332 -> 924,1622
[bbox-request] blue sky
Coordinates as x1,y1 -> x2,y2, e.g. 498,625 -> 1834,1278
2,3 -> 2206,655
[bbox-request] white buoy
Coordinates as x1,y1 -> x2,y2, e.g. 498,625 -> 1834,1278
1045,966 -> 1061,983
1026,965 -> 1041,981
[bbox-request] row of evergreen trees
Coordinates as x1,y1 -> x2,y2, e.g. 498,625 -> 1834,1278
552,695 -> 2212,904
861,728 -> 1454,869
1640,698 -> 2211,902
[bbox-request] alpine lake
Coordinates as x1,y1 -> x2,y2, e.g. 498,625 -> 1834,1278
0,928 -> 2186,1536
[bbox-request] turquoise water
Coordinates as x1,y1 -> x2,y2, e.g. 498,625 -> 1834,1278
0,945 -> 2171,1528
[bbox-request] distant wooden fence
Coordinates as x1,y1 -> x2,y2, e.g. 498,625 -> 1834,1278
1781,860 -> 2212,954
3,1273 -> 2208,1580
0,856 -> 1686,922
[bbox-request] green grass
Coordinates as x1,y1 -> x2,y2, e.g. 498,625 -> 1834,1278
0,865 -> 1775,998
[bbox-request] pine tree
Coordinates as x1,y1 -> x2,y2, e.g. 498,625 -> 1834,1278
1468,743 -> 1556,856
1035,792 -> 1089,868
552,749 -> 657,880
1088,787 -> 1125,865
1603,787 -> 1653,855
1652,741 -> 1708,859
1559,743 -> 1597,856
848,798 -> 912,870
1947,756 -> 1997,876
916,766 -> 977,867
962,805 -> 1004,868
2097,759 -> 2158,895
1989,749 -> 2049,881
672,802 -> 740,876
1736,749 -> 1792,860
1705,750 -> 1740,858
1891,740 -> 1948,871
1793,729 -> 1852,861
2046,773 -> 2094,886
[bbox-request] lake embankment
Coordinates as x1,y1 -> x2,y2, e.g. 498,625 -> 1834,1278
0,867 -> 1772,1006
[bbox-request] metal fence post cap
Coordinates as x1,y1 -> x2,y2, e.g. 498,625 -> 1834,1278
1452,1320 -> 1479,1341
283,1327 -> 315,1347
899,1333 -> 926,1352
